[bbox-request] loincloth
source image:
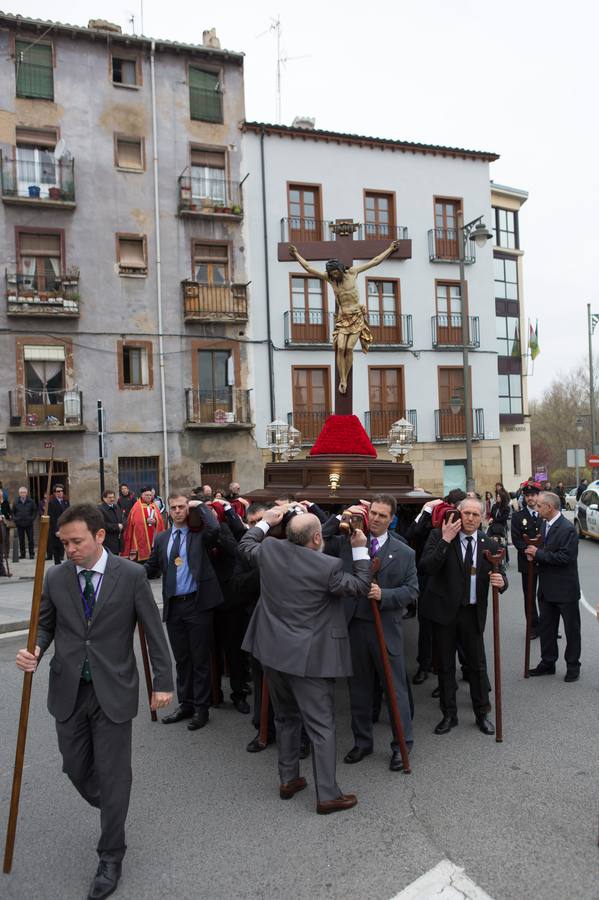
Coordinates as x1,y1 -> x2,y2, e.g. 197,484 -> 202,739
333,305 -> 373,351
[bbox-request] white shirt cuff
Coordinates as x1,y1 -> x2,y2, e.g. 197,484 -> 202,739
256,520 -> 270,534
352,547 -> 370,561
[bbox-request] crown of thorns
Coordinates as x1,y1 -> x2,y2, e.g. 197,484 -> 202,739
326,259 -> 347,274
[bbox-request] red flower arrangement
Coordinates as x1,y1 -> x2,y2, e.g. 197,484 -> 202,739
309,414 -> 377,457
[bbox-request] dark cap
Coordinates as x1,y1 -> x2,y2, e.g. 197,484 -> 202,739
522,483 -> 540,495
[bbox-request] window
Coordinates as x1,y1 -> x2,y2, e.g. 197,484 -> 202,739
493,208 -> 518,249
364,191 -> 395,239
17,231 -> 63,292
193,243 -> 229,284
496,315 -> 520,357
189,67 -> 222,122
200,461 -> 233,493
494,256 -> 518,300
118,341 -> 152,389
366,279 -> 401,343
23,344 -> 66,424
498,374 -> 522,415
115,136 -> 144,171
433,198 -> 461,258
118,456 -> 160,497
288,184 -> 322,241
437,366 -> 470,439
117,235 -> 147,275
435,282 -> 463,344
292,367 -> 331,442
290,275 -> 327,341
368,367 -> 405,440
112,56 -> 140,86
197,349 -> 234,421
190,148 -> 226,203
513,444 -> 521,476
15,40 -> 53,100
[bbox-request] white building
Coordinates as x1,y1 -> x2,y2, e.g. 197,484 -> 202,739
242,120 -> 530,495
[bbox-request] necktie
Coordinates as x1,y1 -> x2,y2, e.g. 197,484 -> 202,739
80,570 -> 95,682
370,537 -> 379,558
463,536 -> 474,605
165,530 -> 182,599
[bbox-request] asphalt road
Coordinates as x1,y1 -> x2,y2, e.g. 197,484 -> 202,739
0,542 -> 598,900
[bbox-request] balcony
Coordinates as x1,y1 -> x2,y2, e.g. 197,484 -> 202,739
182,281 -> 248,322
284,310 -> 333,346
185,388 -> 252,429
434,408 -> 485,441
369,313 -> 413,348
6,270 -> 80,317
431,315 -> 479,349
280,218 -> 409,243
365,409 -> 418,443
178,176 -> 243,218
1,158 -> 76,208
287,411 -> 329,445
428,228 -> 475,264
8,388 -> 84,431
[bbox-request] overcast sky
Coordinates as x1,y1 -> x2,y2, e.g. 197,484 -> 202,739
7,0 -> 599,398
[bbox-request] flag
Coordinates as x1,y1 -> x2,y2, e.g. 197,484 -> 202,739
529,321 -> 540,360
511,322 -> 521,358
592,312 -> 599,335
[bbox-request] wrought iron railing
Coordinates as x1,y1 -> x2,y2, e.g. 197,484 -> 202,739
431,315 -> 480,348
284,310 -> 333,345
280,218 -> 409,243
428,228 -> 475,263
185,388 -> 251,425
178,176 -> 242,215
287,411 -> 329,444
434,408 -> 485,441
369,312 -> 413,346
6,270 -> 80,315
1,157 -> 75,202
358,223 -> 409,241
281,217 -> 327,242
189,86 -> 223,123
182,281 -> 248,320
9,388 -> 83,427
364,409 -> 418,443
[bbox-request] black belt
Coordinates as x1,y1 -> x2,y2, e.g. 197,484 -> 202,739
172,592 -> 195,600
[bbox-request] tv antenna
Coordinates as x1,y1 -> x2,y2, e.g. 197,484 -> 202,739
256,16 -> 310,124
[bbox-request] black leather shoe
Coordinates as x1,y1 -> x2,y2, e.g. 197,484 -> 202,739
431,686 -> 441,699
87,861 -> 122,900
564,670 -> 580,682
528,664 -> 556,677
434,715 -> 458,735
475,714 -> 495,735
246,733 -> 274,753
412,669 -> 428,685
161,706 -> 193,724
232,697 -> 250,714
187,710 -> 209,730
299,739 -> 311,760
343,746 -> 373,764
530,629 -> 540,640
389,750 -> 407,771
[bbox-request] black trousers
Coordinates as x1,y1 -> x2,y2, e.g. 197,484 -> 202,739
49,535 -> 64,565
538,596 -> 581,671
250,656 -> 276,738
520,571 -> 540,629
17,524 -> 34,556
166,598 -> 212,711
214,607 -> 249,699
432,605 -> 490,718
55,682 -> 132,863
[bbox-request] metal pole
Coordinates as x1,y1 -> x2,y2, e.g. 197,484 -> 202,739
97,400 -> 105,497
588,303 -> 598,459
458,211 -> 474,492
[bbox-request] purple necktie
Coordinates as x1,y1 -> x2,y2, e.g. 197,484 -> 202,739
370,537 -> 379,558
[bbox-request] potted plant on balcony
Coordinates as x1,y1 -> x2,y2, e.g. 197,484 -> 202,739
62,180 -> 74,201
48,186 -> 61,200
63,265 -> 80,287
28,185 -> 41,198
231,204 -> 242,216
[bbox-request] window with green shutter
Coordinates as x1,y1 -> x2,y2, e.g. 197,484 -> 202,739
15,40 -> 54,100
189,67 -> 223,123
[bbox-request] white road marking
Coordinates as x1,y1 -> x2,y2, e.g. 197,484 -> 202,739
579,590 -> 596,618
390,860 -> 494,899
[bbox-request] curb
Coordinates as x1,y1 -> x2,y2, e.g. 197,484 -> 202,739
0,620 -> 30,634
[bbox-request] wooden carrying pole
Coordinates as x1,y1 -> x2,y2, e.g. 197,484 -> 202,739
483,548 -> 505,744
523,535 -> 541,679
4,453 -> 54,874
137,623 -> 157,722
370,558 -> 411,772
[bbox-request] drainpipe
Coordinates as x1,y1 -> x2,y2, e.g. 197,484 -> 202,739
260,128 -> 275,420
150,40 -> 170,495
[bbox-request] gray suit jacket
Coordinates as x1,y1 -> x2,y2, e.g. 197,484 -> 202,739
240,527 -> 371,678
36,553 -> 173,723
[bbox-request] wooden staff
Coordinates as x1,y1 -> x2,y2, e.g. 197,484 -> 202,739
137,623 -> 157,722
4,451 -> 54,873
370,557 -> 411,773
483,548 -> 505,744
523,535 -> 541,678
258,674 -> 270,749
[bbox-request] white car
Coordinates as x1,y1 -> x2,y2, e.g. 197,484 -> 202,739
565,488 -> 578,511
574,480 -> 599,540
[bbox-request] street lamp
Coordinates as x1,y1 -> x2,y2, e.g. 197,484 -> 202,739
387,417 -> 415,463
458,212 -> 493,493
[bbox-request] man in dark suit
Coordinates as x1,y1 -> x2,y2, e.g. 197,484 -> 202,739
12,485 -> 37,558
98,489 -> 124,555
419,497 -> 507,736
526,491 -> 581,681
16,504 -> 173,900
144,494 -> 222,730
511,483 -> 542,638
241,506 -> 371,814
48,483 -> 69,564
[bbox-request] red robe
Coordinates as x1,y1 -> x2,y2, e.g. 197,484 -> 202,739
121,499 -> 165,561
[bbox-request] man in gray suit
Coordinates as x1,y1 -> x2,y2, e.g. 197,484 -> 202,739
241,506 -> 371,814
16,504 -> 173,900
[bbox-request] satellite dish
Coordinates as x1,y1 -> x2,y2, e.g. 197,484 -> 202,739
54,139 -> 67,161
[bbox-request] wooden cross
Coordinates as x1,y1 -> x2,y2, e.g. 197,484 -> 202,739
278,220 -> 411,415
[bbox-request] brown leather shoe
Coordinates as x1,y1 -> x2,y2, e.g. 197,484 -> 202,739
316,793 -> 358,815
279,776 -> 307,799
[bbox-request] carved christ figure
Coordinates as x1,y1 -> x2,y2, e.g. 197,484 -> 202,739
289,241 -> 400,394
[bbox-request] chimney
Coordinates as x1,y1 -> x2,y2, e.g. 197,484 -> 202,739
88,19 -> 122,34
292,116 -> 316,130
202,28 -> 221,49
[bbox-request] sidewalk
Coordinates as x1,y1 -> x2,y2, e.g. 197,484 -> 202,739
0,555 -> 163,634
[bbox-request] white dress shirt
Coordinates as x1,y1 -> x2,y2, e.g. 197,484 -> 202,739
76,547 -> 108,600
